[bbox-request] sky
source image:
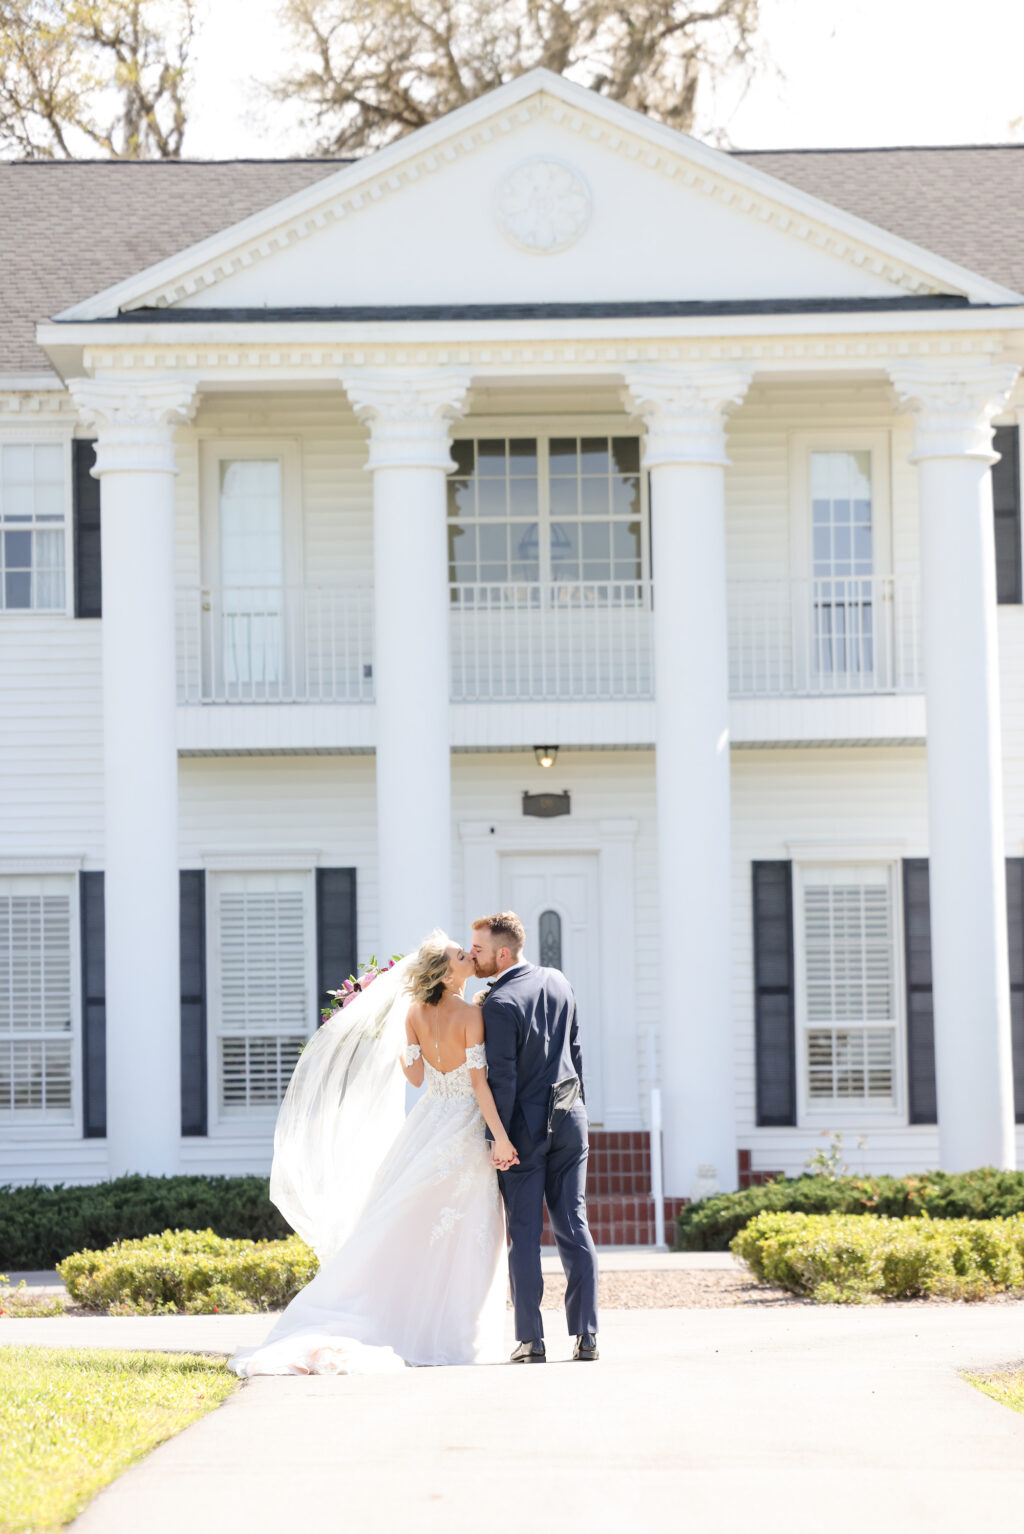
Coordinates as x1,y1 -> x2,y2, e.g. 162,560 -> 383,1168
185,0 -> 1024,159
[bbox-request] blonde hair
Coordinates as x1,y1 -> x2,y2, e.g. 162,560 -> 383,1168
406,928 -> 454,1006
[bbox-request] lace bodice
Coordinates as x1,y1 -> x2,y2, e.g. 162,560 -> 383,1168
402,1042 -> 487,1101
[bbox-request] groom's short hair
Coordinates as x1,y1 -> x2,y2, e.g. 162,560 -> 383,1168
472,911 -> 526,956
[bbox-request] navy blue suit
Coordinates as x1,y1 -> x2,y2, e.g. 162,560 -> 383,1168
482,962 -> 599,1343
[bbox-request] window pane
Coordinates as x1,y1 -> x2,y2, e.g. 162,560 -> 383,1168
511,522 -> 540,581
477,440 -> 506,476
220,460 -> 282,588
549,438 -> 577,474
477,477 -> 507,518
550,521 -> 579,577
448,522 -> 477,583
580,476 -> 609,516
447,479 -> 474,519
2,445 -> 33,484
451,440 -> 474,477
610,473 -> 640,518
580,437 -> 609,475
509,439 -> 538,476
549,477 -> 578,517
0,444 -> 67,612
611,437 -> 640,476
508,476 -> 539,517
5,571 -> 31,608
612,520 -> 642,580
34,444 -> 64,482
5,530 -> 31,568
478,521 -> 508,580
0,888 -> 74,1124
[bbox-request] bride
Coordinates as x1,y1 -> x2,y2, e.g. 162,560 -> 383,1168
228,931 -> 518,1375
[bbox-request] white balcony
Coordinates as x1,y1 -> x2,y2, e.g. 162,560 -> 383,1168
175,577 -> 924,720
176,587 -> 374,704
728,576 -> 923,698
449,581 -> 654,702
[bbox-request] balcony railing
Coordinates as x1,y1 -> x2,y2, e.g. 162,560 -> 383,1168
176,576 -> 924,707
728,576 -> 923,697
176,587 -> 374,704
449,581 -> 654,701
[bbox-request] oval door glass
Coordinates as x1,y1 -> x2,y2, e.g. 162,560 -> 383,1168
538,909 -> 563,970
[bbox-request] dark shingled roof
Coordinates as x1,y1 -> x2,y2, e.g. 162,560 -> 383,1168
2,144 -> 1022,376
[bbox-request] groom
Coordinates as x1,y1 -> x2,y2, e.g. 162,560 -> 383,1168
470,911 -> 599,1362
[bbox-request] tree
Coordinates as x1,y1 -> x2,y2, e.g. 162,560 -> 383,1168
271,0 -> 764,156
0,0 -> 197,159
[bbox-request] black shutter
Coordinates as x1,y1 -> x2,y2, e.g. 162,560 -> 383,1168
180,870 -> 207,1136
1005,858 -> 1024,1124
993,424 -> 1021,605
79,871 -> 106,1138
73,439 -> 102,619
316,868 -> 357,1025
903,858 -> 937,1124
752,861 -> 797,1127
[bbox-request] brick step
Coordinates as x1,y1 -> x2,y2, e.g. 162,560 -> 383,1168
541,1195 -> 687,1249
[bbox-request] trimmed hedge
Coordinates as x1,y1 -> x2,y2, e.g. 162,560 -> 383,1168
732,1210 -> 1024,1303
676,1168 -> 1024,1251
58,1229 -> 317,1315
0,1176 -> 290,1270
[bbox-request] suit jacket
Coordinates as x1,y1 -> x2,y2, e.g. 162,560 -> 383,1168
482,962 -> 586,1156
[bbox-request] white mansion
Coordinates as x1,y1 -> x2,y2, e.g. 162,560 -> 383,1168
4,70 -> 1024,1224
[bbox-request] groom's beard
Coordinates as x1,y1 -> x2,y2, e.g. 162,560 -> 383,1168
473,956 -> 498,978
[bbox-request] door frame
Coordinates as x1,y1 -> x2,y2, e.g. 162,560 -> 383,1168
459,816 -> 640,1130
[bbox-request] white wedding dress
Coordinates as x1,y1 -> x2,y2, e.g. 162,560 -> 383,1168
229,1032 -> 507,1376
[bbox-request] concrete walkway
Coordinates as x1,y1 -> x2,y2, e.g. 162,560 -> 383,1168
5,1304 -> 1024,1533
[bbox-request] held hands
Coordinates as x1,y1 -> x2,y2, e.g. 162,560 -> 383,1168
492,1138 -> 519,1172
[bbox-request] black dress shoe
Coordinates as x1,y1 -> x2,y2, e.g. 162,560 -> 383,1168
573,1334 -> 599,1361
510,1340 -> 546,1364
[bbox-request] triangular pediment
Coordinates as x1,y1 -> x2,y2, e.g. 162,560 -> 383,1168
59,71 -> 1020,320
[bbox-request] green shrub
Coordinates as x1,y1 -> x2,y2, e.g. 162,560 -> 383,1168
731,1210 -> 1024,1302
676,1168 -> 1024,1251
0,1175 -> 291,1270
58,1229 -> 318,1315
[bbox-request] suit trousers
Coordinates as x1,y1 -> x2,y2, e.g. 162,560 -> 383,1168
498,1101 -> 599,1343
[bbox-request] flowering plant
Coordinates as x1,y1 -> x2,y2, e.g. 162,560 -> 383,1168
321,955 -> 404,1025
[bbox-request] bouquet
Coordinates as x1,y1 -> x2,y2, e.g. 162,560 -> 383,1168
321,955 -> 404,1026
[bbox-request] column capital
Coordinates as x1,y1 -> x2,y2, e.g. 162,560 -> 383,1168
889,360 -> 1020,463
68,376 -> 200,475
340,368 -> 471,472
622,364 -> 753,468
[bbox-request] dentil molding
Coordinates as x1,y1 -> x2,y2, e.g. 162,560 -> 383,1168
495,156 -> 592,254
340,368 -> 471,471
889,360 -> 1021,462
622,363 -> 753,467
67,376 -> 200,475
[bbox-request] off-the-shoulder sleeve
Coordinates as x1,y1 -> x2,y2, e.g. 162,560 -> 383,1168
401,1043 -> 422,1067
465,1042 -> 487,1071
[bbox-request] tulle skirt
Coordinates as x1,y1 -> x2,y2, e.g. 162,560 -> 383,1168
229,1090 -> 507,1375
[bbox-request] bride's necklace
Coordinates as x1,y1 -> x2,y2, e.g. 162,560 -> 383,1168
433,985 -> 466,1063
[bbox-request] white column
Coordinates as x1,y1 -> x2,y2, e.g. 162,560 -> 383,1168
341,370 -> 470,954
891,360 -> 1020,1171
623,364 -> 752,1199
69,376 -> 199,1176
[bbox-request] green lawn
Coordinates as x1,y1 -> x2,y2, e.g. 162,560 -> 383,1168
964,1368 -> 1024,1417
0,1345 -> 237,1533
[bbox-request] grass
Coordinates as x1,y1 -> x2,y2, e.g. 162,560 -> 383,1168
0,1345 -> 237,1533
0,1278 -> 66,1320
964,1368 -> 1024,1417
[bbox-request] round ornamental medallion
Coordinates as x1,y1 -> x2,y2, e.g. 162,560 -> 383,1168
495,158 -> 592,254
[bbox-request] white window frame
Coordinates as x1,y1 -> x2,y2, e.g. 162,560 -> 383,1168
0,869 -> 82,1139
789,430 -> 893,585
449,416 -> 650,594
204,864 -> 317,1135
792,856 -> 906,1128
0,429 -> 75,619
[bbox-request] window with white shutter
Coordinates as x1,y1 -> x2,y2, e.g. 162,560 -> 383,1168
209,871 -> 312,1120
0,876 -> 76,1125
796,864 -> 901,1116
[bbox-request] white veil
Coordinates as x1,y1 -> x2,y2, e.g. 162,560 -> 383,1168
269,955 -> 416,1264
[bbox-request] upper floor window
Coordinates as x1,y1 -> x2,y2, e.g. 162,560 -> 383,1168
810,449 -> 876,680
0,876 -> 75,1125
797,862 -> 899,1117
448,434 -> 645,593
0,444 -> 66,612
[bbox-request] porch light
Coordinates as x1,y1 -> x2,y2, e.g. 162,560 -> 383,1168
534,745 -> 558,769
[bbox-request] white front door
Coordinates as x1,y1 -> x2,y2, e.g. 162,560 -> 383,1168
500,852 -> 604,1124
